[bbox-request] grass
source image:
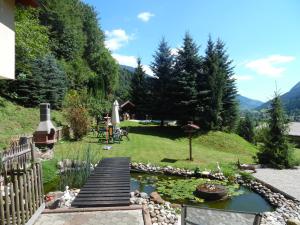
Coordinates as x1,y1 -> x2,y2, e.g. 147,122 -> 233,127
0,96 -> 64,149
54,121 -> 258,172
293,148 -> 300,164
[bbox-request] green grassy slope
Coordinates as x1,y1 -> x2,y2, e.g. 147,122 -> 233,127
0,97 -> 64,149
54,121 -> 259,171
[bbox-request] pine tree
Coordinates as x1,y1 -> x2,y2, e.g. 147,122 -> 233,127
172,33 -> 200,123
150,38 -> 174,126
131,58 -> 147,119
200,36 -> 223,130
238,113 -> 255,143
257,93 -> 294,168
216,39 -> 238,131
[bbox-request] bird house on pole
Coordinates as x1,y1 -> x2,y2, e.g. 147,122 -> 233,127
182,121 -> 200,161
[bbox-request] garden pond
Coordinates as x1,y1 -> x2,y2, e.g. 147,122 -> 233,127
130,172 -> 273,213
44,171 -> 273,213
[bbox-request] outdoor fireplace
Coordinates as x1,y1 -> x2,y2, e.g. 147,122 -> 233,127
33,103 -> 56,147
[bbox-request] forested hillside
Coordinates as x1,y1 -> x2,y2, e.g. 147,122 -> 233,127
258,81 -> 300,115
237,95 -> 263,111
0,0 -> 119,110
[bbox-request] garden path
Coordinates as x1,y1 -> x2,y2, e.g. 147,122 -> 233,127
253,166 -> 300,200
34,209 -> 145,225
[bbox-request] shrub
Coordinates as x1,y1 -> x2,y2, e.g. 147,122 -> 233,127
63,90 -> 90,140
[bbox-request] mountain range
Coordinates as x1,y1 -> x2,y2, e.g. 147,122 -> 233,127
258,82 -> 300,113
236,95 -> 263,111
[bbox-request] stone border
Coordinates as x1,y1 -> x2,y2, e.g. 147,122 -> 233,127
130,162 -> 225,180
254,177 -> 298,202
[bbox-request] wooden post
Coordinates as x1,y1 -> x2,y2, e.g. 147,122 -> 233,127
30,143 -> 35,165
19,176 -> 25,225
0,183 -> 5,225
189,133 -> 192,161
14,176 -> 20,225
10,182 -> 16,225
5,185 -> 10,225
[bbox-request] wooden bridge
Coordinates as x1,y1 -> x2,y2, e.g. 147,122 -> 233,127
72,157 -> 131,207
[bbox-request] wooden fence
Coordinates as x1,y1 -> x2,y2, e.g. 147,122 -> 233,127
1,143 -> 34,172
0,163 -> 44,225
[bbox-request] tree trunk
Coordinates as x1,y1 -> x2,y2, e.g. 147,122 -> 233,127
160,119 -> 164,127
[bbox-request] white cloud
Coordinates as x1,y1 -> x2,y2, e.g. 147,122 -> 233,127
112,53 -> 154,77
112,54 -> 137,67
245,55 -> 295,78
105,29 -> 133,51
137,12 -> 155,22
170,48 -> 179,56
143,65 -> 154,77
233,74 -> 253,81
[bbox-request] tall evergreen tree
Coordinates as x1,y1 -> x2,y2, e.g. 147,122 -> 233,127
131,58 -> 147,118
151,38 -> 174,126
172,33 -> 200,123
257,93 -> 294,168
238,113 -> 255,143
216,39 -> 238,131
200,36 -> 223,130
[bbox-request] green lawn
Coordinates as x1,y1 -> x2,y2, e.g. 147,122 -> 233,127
54,121 -> 258,172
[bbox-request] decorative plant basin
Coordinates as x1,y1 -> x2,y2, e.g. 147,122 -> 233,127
195,183 -> 228,201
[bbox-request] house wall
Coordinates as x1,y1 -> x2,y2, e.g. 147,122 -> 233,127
0,0 -> 15,79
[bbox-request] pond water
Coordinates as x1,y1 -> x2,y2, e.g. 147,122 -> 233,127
44,171 -> 273,213
130,172 -> 273,213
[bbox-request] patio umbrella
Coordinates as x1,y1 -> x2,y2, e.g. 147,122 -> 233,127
111,100 -> 120,127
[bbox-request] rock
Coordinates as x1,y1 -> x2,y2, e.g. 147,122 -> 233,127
130,197 -> 136,204
150,192 -> 165,204
170,203 -> 181,209
140,192 -> 149,199
57,161 -> 64,169
150,211 -> 156,217
45,199 -> 60,209
134,190 -> 140,197
287,219 -> 300,225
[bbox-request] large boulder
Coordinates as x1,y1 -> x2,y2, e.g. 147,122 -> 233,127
287,219 -> 300,225
150,192 -> 165,204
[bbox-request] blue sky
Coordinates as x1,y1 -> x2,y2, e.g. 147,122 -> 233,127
83,0 -> 300,102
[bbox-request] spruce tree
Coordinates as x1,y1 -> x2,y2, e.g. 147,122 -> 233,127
150,38 -> 174,126
131,58 -> 147,119
257,93 -> 294,168
172,32 -> 200,123
238,113 -> 255,143
200,36 -> 223,130
216,39 -> 238,131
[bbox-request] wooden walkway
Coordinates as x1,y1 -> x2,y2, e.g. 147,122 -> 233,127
72,157 -> 131,207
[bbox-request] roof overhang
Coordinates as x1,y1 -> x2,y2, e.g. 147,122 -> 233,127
16,0 -> 39,7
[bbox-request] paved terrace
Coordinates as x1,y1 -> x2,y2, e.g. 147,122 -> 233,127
34,207 -> 148,225
253,166 -> 300,200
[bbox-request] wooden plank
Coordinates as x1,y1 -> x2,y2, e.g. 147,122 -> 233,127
23,173 -> 29,220
5,184 -> 10,225
76,191 -> 130,197
14,175 -> 21,225
72,157 -> 131,207
19,176 -> 25,225
33,166 -> 39,209
26,172 -> 33,217
73,196 -> 129,201
0,184 -> 5,225
72,201 -> 129,207
10,182 -> 16,225
79,189 -> 130,194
